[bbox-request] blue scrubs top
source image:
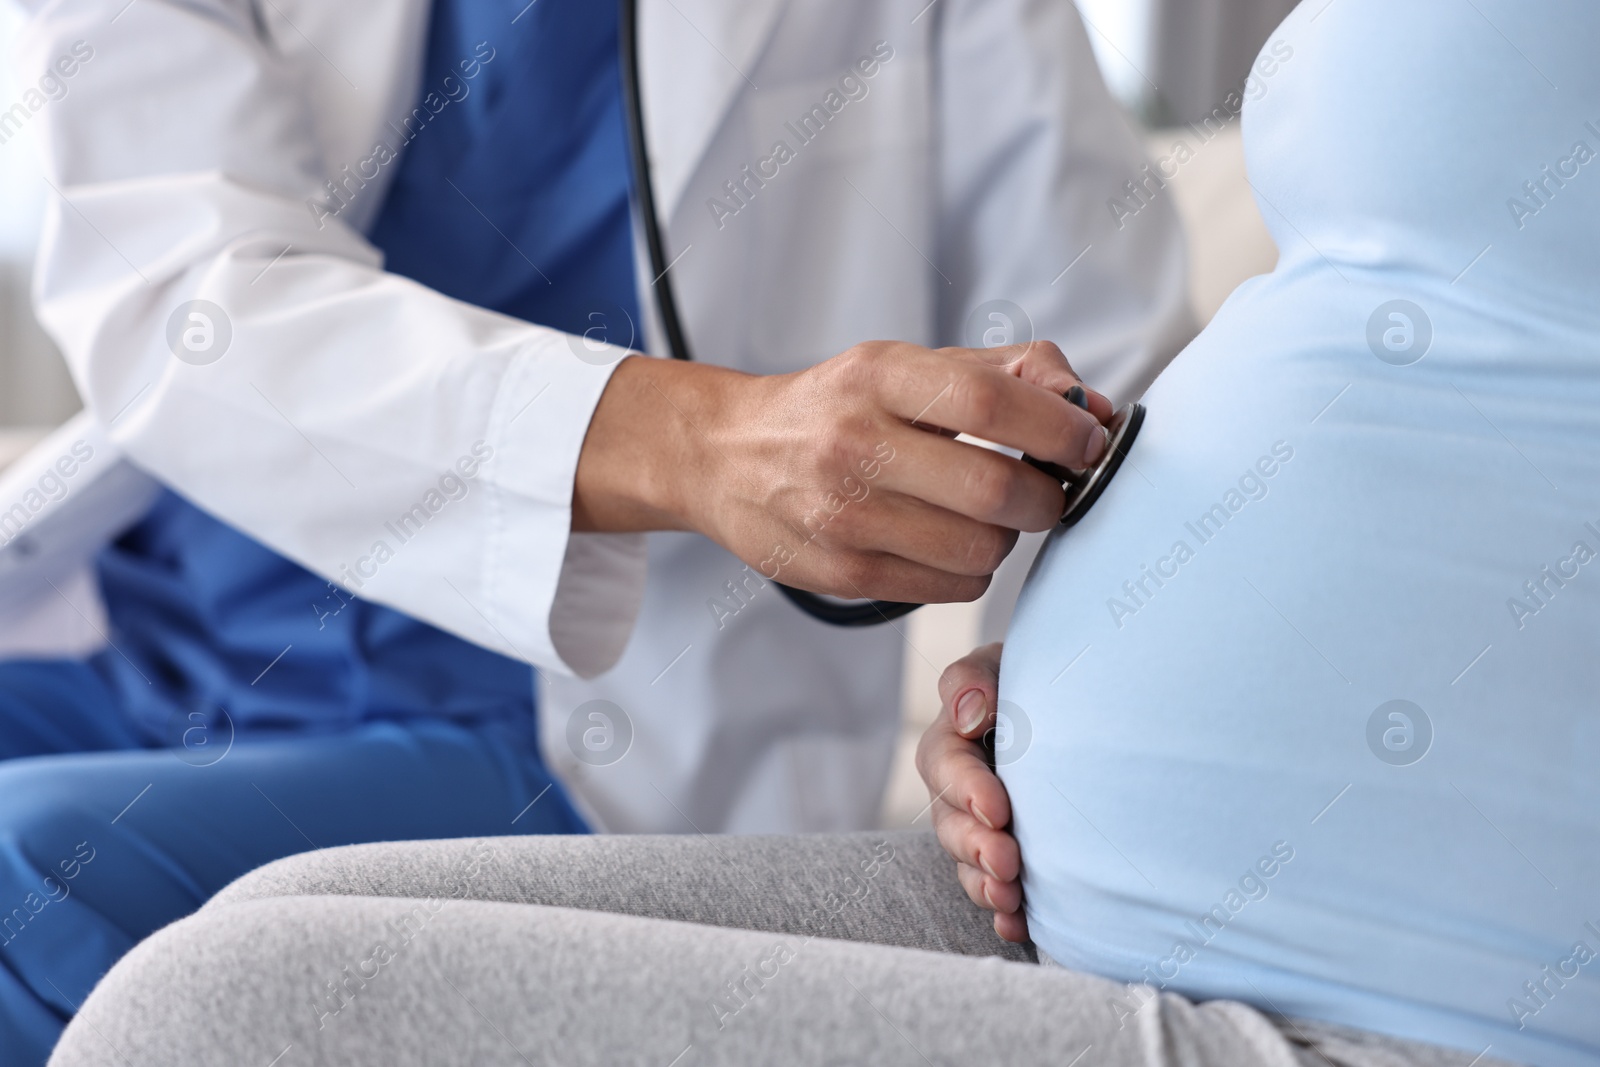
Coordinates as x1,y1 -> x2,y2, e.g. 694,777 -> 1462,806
93,0 -> 640,745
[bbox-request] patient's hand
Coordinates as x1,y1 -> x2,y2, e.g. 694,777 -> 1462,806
916,642 -> 1027,942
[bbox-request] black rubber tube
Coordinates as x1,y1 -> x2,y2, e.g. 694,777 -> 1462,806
618,0 -> 919,627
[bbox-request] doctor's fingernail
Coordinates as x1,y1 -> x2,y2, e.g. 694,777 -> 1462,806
956,690 -> 988,734
1065,385 -> 1088,410
1081,426 -> 1110,467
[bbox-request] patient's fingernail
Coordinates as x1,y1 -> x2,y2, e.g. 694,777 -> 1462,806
979,853 -> 999,880
1065,384 -> 1088,410
956,690 -> 987,734
983,882 -> 999,909
1082,426 -> 1109,467
971,802 -> 997,830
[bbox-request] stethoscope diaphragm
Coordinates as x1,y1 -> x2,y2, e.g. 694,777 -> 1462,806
1025,401 -> 1146,527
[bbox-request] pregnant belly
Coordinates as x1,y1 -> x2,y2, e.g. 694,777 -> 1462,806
996,295 -> 1600,1066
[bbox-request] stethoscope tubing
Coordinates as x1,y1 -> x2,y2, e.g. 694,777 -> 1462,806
617,0 -> 1141,626
619,0 -> 918,626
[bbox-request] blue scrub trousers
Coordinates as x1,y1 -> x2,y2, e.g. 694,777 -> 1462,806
0,660 -> 585,1066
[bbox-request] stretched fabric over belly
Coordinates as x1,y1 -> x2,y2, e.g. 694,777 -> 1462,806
1001,3 -> 1600,1064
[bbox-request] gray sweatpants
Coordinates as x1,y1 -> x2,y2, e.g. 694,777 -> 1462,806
50,832 -> 1508,1067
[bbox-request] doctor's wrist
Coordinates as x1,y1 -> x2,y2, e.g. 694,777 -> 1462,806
571,354 -> 745,536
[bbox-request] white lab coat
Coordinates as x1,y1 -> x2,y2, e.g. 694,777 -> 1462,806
2,0 -> 1190,833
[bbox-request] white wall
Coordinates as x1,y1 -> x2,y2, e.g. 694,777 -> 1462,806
1073,0 -> 1157,115
0,2 -> 81,430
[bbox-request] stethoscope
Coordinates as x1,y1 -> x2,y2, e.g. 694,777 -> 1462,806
617,0 -> 1145,626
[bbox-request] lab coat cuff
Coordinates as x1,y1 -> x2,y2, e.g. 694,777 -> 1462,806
483,336 -> 647,679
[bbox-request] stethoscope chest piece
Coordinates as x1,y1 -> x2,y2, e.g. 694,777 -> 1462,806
621,0 -> 1138,620
1057,402 -> 1145,528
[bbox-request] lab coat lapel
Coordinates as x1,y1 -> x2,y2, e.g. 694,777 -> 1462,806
638,0 -> 788,221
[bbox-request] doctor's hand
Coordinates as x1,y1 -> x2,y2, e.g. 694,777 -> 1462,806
574,340 -> 1111,605
916,642 -> 1027,943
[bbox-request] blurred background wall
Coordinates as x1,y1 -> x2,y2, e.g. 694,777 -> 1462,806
1077,0 -> 1299,123
0,2 -> 81,461
1145,0 -> 1301,124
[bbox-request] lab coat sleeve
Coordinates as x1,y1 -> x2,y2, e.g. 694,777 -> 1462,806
935,0 -> 1196,404
15,0 -> 647,677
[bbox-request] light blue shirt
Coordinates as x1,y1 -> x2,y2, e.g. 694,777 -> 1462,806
1001,2 -> 1600,1064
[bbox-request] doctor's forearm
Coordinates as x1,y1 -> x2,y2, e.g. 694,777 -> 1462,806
571,355 -> 736,534
571,342 -> 1110,606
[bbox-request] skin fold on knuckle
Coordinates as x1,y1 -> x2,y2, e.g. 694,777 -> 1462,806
968,525 -> 1016,575
1025,339 -> 1068,371
951,527 -> 992,578
829,552 -> 884,599
1028,489 -> 1068,533
941,647 -> 992,700
969,830 -> 1000,880
956,864 -> 987,905
936,816 -> 970,862
818,412 -> 875,482
983,871 -> 1020,907
955,655 -> 998,696
947,368 -> 1003,432
931,733 -> 964,784
956,457 -> 1014,525
914,728 -> 943,782
904,567 -> 976,605
950,572 -> 991,603
833,342 -> 885,390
